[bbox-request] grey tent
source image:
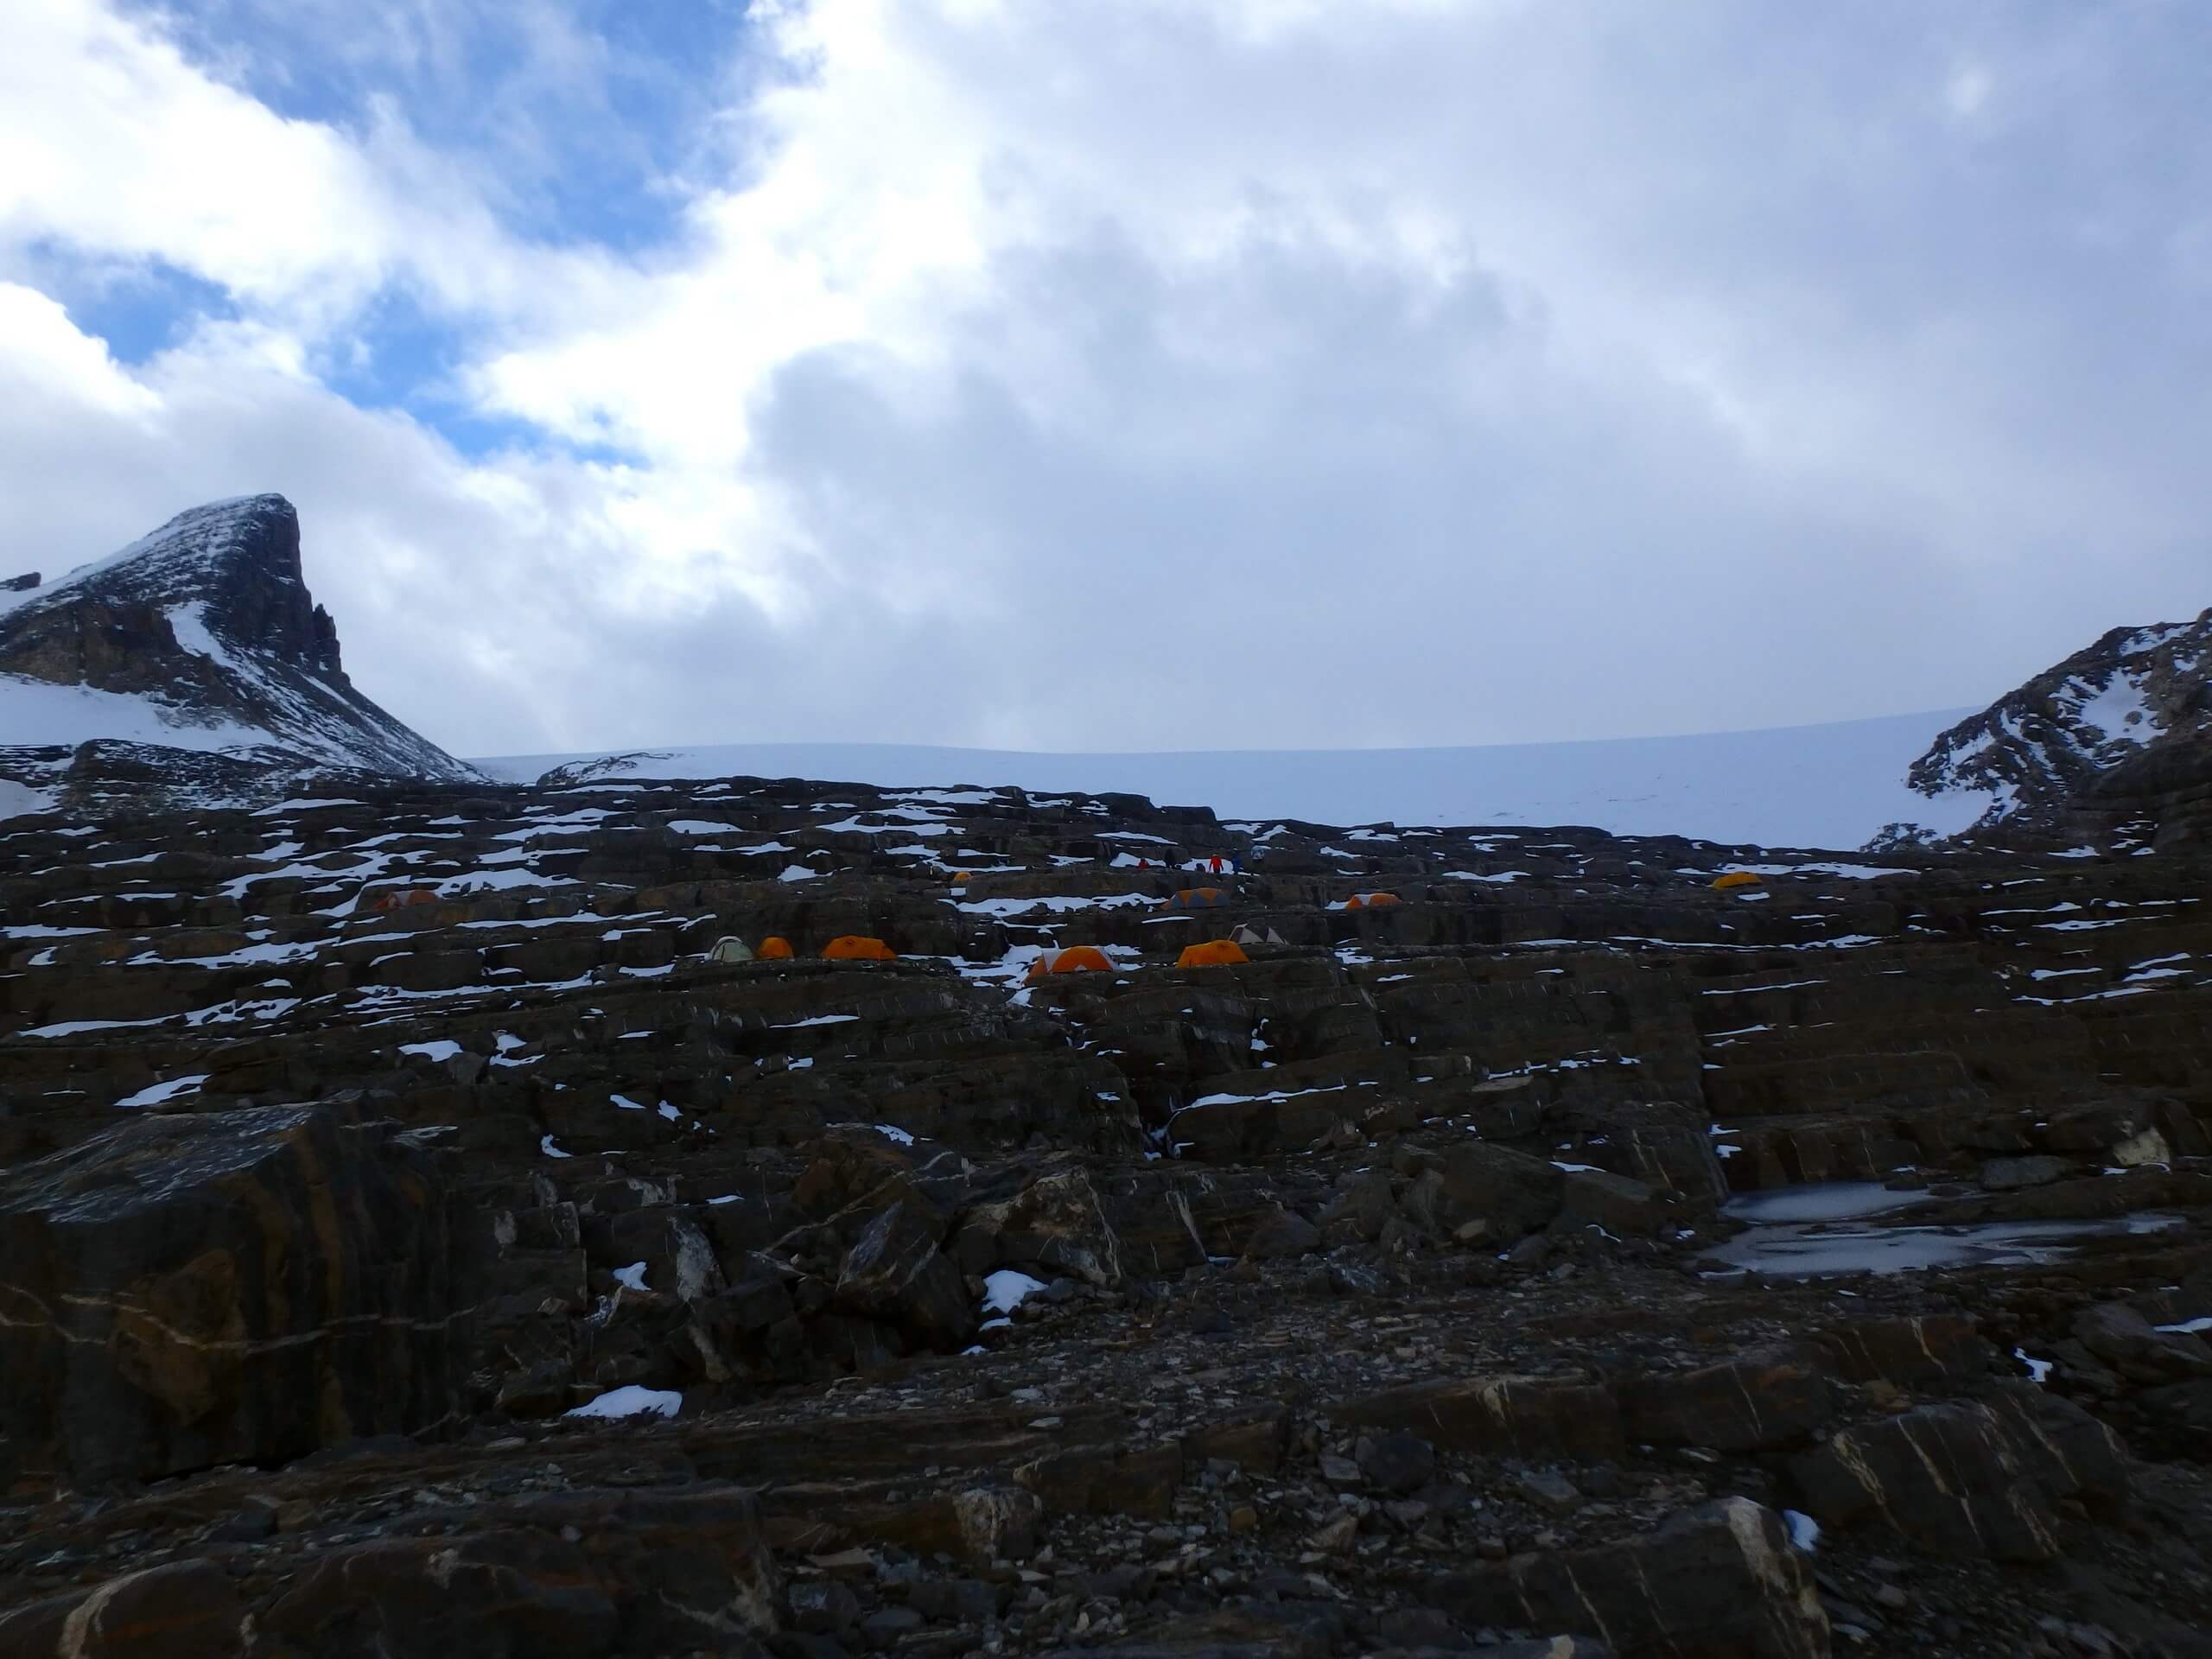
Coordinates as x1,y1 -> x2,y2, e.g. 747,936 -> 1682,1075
1230,924 -> 1287,948
706,935 -> 753,964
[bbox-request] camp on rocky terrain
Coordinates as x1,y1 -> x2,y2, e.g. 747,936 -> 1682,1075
3,768 -> 2210,1659
0,500 -> 2209,1659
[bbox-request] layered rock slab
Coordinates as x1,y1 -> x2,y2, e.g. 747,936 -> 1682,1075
0,1101 -> 461,1485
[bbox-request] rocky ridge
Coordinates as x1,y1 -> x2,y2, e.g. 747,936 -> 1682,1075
0,770 -> 2208,1658
0,496 -> 480,811
1904,612 -> 2212,850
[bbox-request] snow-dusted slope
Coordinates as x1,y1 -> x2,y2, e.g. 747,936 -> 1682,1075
0,496 -> 478,797
1907,609 -> 2212,834
475,709 -> 1977,851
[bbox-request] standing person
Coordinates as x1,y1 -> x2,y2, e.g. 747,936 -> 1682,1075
1208,854 -> 1223,875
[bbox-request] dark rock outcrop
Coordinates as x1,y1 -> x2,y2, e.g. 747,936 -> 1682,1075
0,1101 -> 463,1485
1427,1498 -> 1830,1659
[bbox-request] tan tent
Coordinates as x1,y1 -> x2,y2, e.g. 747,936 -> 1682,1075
706,936 -> 753,964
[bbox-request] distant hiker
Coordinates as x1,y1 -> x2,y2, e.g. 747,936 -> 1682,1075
1208,854 -> 1224,875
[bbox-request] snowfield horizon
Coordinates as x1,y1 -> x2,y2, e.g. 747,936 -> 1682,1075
467,710 -> 1984,854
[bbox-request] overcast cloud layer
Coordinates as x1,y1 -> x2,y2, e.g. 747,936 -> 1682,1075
3,0 -> 2208,759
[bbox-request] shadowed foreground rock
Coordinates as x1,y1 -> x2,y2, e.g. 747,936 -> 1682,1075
0,1487 -> 778,1658
1426,1498 -> 1829,1658
0,1101 -> 461,1486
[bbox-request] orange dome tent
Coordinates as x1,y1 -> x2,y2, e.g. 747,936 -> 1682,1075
1161,887 -> 1228,910
1345,892 -> 1402,910
823,935 -> 897,962
371,887 -> 441,912
1712,872 -> 1764,892
1176,938 -> 1250,969
756,935 -> 796,960
1025,944 -> 1116,982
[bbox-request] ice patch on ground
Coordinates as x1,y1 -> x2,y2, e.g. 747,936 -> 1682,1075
564,1384 -> 680,1420
982,1270 -> 1047,1315
112,1073 -> 209,1109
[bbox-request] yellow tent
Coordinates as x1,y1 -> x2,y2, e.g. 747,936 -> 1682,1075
756,935 -> 796,960
1176,938 -> 1250,969
1712,871 -> 1764,892
823,935 -> 897,962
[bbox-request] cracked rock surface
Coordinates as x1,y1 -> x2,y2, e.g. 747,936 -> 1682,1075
1,772 -> 2209,1657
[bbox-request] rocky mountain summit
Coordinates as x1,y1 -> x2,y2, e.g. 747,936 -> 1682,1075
1904,612 -> 2212,850
1,767 -> 2207,1658
0,495 -> 479,812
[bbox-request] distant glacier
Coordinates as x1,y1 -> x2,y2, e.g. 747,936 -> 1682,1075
474,709 -> 1985,852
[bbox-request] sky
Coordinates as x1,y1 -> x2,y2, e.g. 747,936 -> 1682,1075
3,0 -> 2209,761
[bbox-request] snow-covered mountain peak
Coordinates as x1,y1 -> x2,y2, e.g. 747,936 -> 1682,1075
0,494 -> 479,811
1904,607 -> 2212,838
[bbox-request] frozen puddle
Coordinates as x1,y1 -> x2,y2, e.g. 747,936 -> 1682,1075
1712,1181 -> 2185,1277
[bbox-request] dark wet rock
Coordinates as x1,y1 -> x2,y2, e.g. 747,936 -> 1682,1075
2071,1301 -> 2212,1384
1978,1154 -> 2073,1192
1015,1439 -> 1183,1520
1354,1428 -> 1436,1495
788,1580 -> 859,1634
0,1099 -> 461,1485
1331,1376 -> 1625,1462
833,1199 -> 976,1351
1401,1143 -> 1565,1242
1560,1168 -> 1672,1236
1240,1204 -> 1322,1261
256,1486 -> 778,1657
0,1559 -> 242,1658
1623,1344 -> 1834,1452
1427,1497 -> 1828,1659
1816,1315 -> 1995,1389
1789,1388 -> 2128,1560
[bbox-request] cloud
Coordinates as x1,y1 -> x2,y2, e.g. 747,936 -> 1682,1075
2,0 -> 2210,761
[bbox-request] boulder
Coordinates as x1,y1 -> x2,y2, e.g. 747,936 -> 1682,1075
832,1199 -> 976,1351
0,1559 -> 243,1658
1816,1315 -> 1993,1389
1977,1154 -> 2071,1192
1400,1143 -> 1565,1241
1240,1204 -> 1323,1261
2071,1301 -> 2212,1384
0,1101 -> 461,1485
255,1485 -> 779,1658
1788,1388 -> 2127,1560
1331,1375 -> 1625,1462
1015,1439 -> 1185,1519
1623,1345 -> 1834,1452
1559,1168 -> 1671,1236
1426,1497 -> 1828,1659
